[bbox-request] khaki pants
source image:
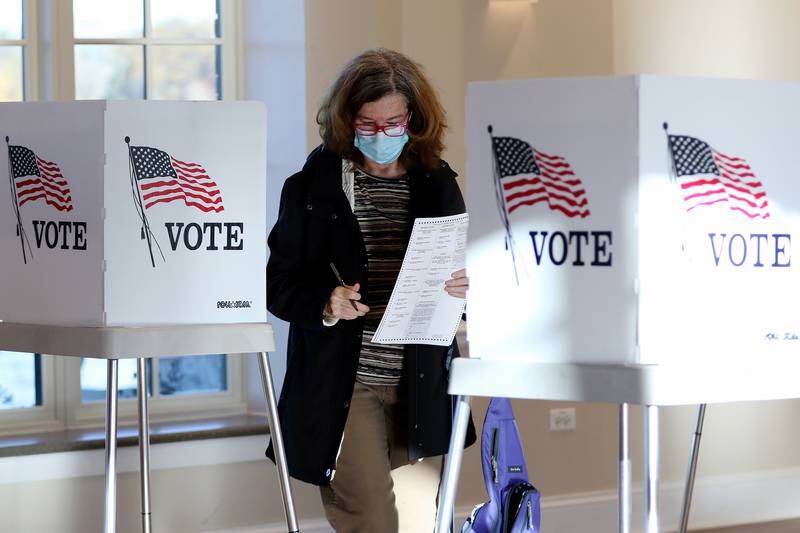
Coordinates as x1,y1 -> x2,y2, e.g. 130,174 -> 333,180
320,382 -> 417,533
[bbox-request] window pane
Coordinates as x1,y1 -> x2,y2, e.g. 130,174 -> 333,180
0,352 -> 41,409
159,355 -> 227,396
75,45 -> 144,99
151,0 -> 218,39
150,45 -> 219,100
73,0 -> 143,38
0,0 -> 23,39
81,358 -> 151,402
0,46 -> 23,101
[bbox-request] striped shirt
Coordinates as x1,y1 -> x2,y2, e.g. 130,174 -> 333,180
354,168 -> 410,386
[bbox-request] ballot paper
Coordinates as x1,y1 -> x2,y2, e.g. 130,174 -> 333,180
372,213 -> 468,346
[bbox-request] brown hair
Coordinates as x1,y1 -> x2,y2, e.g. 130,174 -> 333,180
316,48 -> 447,171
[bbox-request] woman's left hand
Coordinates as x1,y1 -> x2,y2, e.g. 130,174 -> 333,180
444,268 -> 469,299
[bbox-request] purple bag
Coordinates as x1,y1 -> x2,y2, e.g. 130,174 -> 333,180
461,398 -> 541,533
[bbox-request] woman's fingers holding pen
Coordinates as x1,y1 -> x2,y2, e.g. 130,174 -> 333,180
444,268 -> 469,299
328,283 -> 370,320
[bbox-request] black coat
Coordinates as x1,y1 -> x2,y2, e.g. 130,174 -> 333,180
266,146 -> 476,486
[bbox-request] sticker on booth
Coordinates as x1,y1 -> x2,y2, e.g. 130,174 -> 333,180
663,123 -> 770,220
5,136 -> 75,264
661,123 -> 790,270
125,137 -> 227,268
486,125 -> 607,283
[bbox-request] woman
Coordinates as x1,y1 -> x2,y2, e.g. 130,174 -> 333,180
266,48 -> 475,532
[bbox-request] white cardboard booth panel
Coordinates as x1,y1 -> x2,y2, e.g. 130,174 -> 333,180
1,101 -> 267,326
466,76 -> 800,365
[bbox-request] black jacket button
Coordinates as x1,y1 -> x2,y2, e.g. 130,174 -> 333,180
343,401 -> 349,409
419,373 -> 425,379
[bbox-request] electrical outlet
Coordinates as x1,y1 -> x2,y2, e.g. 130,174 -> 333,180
549,407 -> 576,431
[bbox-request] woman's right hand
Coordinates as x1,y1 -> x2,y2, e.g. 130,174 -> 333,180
324,282 -> 370,320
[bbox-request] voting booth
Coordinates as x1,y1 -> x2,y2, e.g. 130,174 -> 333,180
0,102 -> 301,533
466,75 -> 800,366
434,76 -> 800,533
0,101 -> 267,326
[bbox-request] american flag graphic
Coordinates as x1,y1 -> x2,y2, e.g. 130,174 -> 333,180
129,145 -> 224,213
491,135 -> 590,218
8,145 -> 73,212
667,134 -> 769,219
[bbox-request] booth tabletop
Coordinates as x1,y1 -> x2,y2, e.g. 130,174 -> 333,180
0,322 -> 275,359
449,357 -> 800,406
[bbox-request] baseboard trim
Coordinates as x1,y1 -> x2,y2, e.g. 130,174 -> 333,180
524,466 -> 800,533
211,466 -> 800,533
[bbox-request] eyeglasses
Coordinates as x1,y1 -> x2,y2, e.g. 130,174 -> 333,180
352,113 -> 410,137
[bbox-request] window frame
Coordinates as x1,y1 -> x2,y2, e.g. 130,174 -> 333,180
65,355 -> 248,429
0,0 -> 247,436
53,0 -> 240,101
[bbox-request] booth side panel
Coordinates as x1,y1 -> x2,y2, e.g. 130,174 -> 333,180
465,77 -> 640,364
0,101 -> 106,326
103,101 -> 268,326
637,76 -> 800,364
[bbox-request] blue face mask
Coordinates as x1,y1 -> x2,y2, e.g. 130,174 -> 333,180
354,131 -> 409,165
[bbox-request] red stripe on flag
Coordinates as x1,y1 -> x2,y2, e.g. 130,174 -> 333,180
17,184 -> 45,198
145,194 -> 224,212
502,176 -> 586,197
681,178 -> 766,199
507,197 -> 548,213
532,149 -> 564,161
730,206 -> 770,219
19,192 -> 47,206
143,184 -> 224,210
16,178 -> 40,188
175,173 -> 215,185
712,150 -> 749,164
174,178 -> 221,197
44,199 -> 73,212
539,170 -> 582,186
141,179 -> 181,191
171,157 -> 204,170
506,187 -> 589,208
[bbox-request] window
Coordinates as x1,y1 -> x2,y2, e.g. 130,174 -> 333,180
78,355 -> 228,402
0,352 -> 41,409
0,0 -> 244,434
72,0 -> 223,100
0,0 -> 25,101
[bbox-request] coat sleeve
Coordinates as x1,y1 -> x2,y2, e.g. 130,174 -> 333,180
266,174 -> 332,331
443,178 -> 466,215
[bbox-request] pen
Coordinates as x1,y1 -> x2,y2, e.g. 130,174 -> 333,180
329,262 -> 360,312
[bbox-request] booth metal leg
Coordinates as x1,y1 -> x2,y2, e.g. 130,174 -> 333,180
104,359 -> 119,533
257,352 -> 300,533
434,395 -> 471,533
679,404 -> 707,533
137,358 -> 153,533
619,403 -> 631,533
644,405 -> 660,533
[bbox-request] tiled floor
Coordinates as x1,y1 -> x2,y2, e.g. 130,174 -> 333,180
697,519 -> 800,532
